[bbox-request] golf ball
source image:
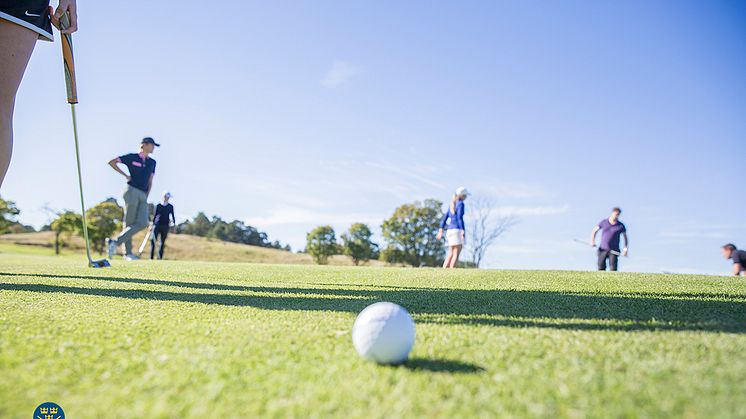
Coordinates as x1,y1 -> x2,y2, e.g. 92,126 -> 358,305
352,302 -> 415,365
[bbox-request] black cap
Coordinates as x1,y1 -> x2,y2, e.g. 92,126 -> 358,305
141,137 -> 160,147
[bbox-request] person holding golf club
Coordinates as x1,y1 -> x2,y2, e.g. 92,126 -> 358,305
106,137 -> 159,260
590,207 -> 628,271
0,0 -> 77,189
720,244 -> 746,277
436,187 -> 470,268
150,191 -> 175,260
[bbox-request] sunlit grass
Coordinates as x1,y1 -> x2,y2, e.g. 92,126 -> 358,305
1,252 -> 744,418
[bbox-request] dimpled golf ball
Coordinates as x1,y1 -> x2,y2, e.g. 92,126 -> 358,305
352,302 -> 416,365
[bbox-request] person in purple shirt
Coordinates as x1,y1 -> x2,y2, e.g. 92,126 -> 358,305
590,207 -> 629,271
436,186 -> 470,268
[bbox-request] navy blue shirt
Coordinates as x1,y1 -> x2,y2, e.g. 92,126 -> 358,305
153,203 -> 175,226
732,249 -> 746,271
118,153 -> 156,193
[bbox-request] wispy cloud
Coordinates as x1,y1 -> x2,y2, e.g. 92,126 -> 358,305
493,205 -> 569,217
364,161 -> 445,190
470,180 -> 551,200
321,60 -> 359,87
656,222 -> 746,242
658,231 -> 728,239
244,206 -> 380,228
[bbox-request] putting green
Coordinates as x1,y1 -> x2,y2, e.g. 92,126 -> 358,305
1,252 -> 744,418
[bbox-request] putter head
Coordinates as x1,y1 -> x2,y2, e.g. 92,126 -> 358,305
90,258 -> 111,268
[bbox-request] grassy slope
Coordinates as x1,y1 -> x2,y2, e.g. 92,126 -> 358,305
0,252 -> 745,418
0,231 -> 383,266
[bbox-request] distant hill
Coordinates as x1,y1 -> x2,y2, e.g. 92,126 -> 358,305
0,231 -> 385,266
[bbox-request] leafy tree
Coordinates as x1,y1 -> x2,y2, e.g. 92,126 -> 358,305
381,199 -> 445,267
86,201 -> 123,253
341,223 -> 379,265
176,212 -> 286,250
0,196 -> 20,234
181,212 -> 212,236
6,223 -> 35,234
306,225 -> 338,265
50,211 -> 82,255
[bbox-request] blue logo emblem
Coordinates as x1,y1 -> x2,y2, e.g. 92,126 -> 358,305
33,402 -> 64,419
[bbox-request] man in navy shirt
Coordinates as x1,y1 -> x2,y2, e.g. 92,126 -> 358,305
721,244 -> 746,277
106,137 -> 159,260
151,191 -> 175,260
590,207 -> 629,271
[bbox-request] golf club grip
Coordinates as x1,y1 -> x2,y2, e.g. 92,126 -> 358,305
59,13 -> 78,104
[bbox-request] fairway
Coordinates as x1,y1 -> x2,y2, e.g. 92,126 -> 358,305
1,252 -> 745,418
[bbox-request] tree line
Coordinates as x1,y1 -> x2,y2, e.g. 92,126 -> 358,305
0,196 -> 288,254
0,196 -> 121,254
0,197 -> 35,234
2,194 -> 512,266
306,197 -> 514,267
175,212 -> 289,251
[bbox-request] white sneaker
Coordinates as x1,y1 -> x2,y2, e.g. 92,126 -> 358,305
124,254 -> 140,261
106,238 -> 117,259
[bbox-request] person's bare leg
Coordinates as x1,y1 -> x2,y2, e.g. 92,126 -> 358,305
449,245 -> 462,268
442,248 -> 453,268
0,20 -> 37,189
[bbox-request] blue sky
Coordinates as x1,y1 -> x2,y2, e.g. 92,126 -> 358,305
4,0 -> 745,274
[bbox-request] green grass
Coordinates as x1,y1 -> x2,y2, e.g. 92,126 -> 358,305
1,250 -> 745,418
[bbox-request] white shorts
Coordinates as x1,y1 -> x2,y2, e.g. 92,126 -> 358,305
446,229 -> 464,247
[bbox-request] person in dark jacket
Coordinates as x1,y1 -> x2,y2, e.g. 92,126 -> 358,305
721,243 -> 746,277
150,191 -> 175,260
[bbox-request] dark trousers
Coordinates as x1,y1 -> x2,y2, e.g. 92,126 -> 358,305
150,225 -> 169,260
598,249 -> 619,271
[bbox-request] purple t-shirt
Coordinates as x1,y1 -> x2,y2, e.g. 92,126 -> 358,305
598,219 -> 626,251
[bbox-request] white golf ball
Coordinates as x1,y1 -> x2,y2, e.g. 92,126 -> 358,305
352,302 -> 416,365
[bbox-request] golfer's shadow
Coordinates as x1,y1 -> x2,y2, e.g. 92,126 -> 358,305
402,358 -> 485,374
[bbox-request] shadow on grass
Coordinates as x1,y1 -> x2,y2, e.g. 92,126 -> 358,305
1,272 -> 745,333
402,358 -> 485,374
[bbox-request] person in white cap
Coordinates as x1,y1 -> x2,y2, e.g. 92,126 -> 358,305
436,187 -> 470,268
150,191 -> 175,260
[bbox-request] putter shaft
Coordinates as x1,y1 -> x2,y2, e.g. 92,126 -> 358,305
69,104 -> 94,265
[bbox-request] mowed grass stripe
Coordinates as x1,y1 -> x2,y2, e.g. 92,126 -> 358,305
1,252 -> 745,418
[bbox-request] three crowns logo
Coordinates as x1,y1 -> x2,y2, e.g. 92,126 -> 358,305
35,402 -> 63,419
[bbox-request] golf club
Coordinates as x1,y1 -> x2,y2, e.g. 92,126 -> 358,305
137,223 -> 154,256
60,12 -> 110,268
573,238 -> 623,257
